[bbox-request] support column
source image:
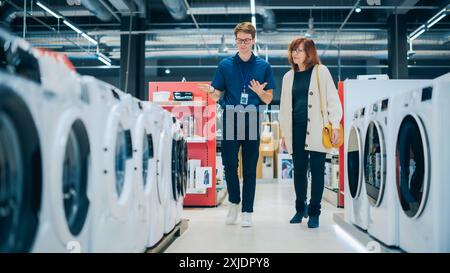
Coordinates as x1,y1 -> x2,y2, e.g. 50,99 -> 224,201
387,14 -> 408,79
120,16 -> 147,100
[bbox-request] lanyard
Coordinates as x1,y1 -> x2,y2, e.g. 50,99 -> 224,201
238,62 -> 251,94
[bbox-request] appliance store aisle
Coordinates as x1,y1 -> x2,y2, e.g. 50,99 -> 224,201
166,182 -> 364,253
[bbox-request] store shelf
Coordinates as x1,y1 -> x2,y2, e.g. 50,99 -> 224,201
154,101 -> 206,107
149,82 -> 217,207
186,137 -> 207,143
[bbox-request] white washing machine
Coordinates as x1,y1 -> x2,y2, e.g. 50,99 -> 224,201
29,51 -> 94,253
147,104 -> 171,248
163,115 -> 180,235
86,80 -> 136,252
392,77 -> 450,252
364,98 -> 399,246
345,106 -> 370,231
343,79 -> 433,232
0,72 -> 44,252
175,137 -> 188,225
129,97 -> 154,252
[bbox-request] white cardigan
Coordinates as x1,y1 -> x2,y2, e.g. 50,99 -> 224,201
279,64 -> 343,154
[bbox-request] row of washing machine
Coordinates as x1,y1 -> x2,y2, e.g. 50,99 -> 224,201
344,74 -> 450,252
0,30 -> 187,252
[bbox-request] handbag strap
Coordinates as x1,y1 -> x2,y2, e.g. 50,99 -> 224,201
316,64 -> 327,128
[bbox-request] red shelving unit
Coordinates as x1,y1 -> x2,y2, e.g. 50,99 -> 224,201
148,82 -> 217,207
338,81 -> 345,208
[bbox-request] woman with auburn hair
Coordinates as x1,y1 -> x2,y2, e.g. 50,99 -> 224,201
279,38 -> 342,228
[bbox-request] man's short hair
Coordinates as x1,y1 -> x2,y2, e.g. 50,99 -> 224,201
234,22 -> 256,39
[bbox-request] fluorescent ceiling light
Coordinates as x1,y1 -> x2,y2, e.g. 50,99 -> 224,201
409,28 -> 425,41
82,33 -> 98,45
427,13 -> 446,28
63,20 -> 82,34
97,54 -> 111,66
36,1 -> 61,19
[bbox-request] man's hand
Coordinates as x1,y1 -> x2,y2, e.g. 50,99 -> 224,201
248,80 -> 268,96
197,83 -> 222,102
198,83 -> 213,94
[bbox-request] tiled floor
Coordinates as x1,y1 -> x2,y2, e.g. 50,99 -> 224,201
165,181 -> 368,253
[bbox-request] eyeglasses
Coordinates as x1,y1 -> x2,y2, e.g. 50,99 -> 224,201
291,48 -> 305,54
235,38 -> 253,45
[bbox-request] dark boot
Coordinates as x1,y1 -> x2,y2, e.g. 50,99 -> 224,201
308,216 -> 319,228
289,204 -> 309,224
307,204 -> 321,228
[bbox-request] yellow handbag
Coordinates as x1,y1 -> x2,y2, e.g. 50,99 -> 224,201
316,65 -> 344,149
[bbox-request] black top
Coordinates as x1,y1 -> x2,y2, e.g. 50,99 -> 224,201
292,67 -> 313,124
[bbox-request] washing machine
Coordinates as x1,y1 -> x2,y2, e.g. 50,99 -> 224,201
175,137 -> 188,225
0,72 -> 44,253
147,105 -> 171,248
393,76 -> 450,252
84,80 -> 137,252
129,97 -> 155,252
364,98 -> 400,246
163,115 -> 181,234
26,49 -> 94,253
345,106 -> 370,230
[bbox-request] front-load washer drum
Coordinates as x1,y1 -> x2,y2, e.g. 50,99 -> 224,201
142,133 -> 153,189
395,114 -> 429,219
62,119 -> 90,236
347,125 -> 363,199
364,121 -> 386,207
115,126 -> 132,199
0,88 -> 42,253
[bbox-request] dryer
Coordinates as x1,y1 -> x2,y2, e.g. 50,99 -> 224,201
0,72 -> 44,253
365,98 -> 399,246
85,80 -> 136,252
147,105 -> 171,248
129,98 -> 154,252
164,115 -> 180,234
30,51 -> 93,253
345,106 -> 370,230
393,76 -> 450,252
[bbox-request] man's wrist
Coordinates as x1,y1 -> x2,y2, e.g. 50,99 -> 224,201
208,86 -> 216,94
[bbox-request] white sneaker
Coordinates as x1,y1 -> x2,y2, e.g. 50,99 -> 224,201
225,203 -> 240,225
240,212 -> 253,227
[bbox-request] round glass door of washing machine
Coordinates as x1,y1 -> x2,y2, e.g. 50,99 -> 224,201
395,114 -> 429,219
364,121 -> 386,207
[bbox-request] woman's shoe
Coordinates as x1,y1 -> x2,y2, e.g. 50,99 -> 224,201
307,216 -> 319,228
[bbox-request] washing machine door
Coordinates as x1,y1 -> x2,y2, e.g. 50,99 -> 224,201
347,125 -> 363,199
60,119 -> 90,237
142,132 -> 154,191
364,120 -> 386,207
0,86 -> 42,253
171,138 -> 180,201
395,114 -> 429,219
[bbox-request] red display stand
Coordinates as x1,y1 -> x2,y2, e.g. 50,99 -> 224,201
338,81 -> 345,208
148,82 -> 217,207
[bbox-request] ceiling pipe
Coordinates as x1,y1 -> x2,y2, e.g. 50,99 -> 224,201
161,0 -> 188,21
80,0 -> 114,21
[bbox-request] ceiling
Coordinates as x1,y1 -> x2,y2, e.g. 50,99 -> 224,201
1,0 -> 450,66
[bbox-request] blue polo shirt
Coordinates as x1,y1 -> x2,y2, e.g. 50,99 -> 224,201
211,52 -> 276,109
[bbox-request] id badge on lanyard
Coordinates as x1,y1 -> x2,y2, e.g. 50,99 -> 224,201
240,88 -> 249,105
239,63 -> 250,105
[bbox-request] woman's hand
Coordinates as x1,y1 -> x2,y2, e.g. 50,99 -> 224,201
331,129 -> 340,145
281,137 -> 287,151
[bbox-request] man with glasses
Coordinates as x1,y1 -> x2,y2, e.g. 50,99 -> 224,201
198,22 -> 276,227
